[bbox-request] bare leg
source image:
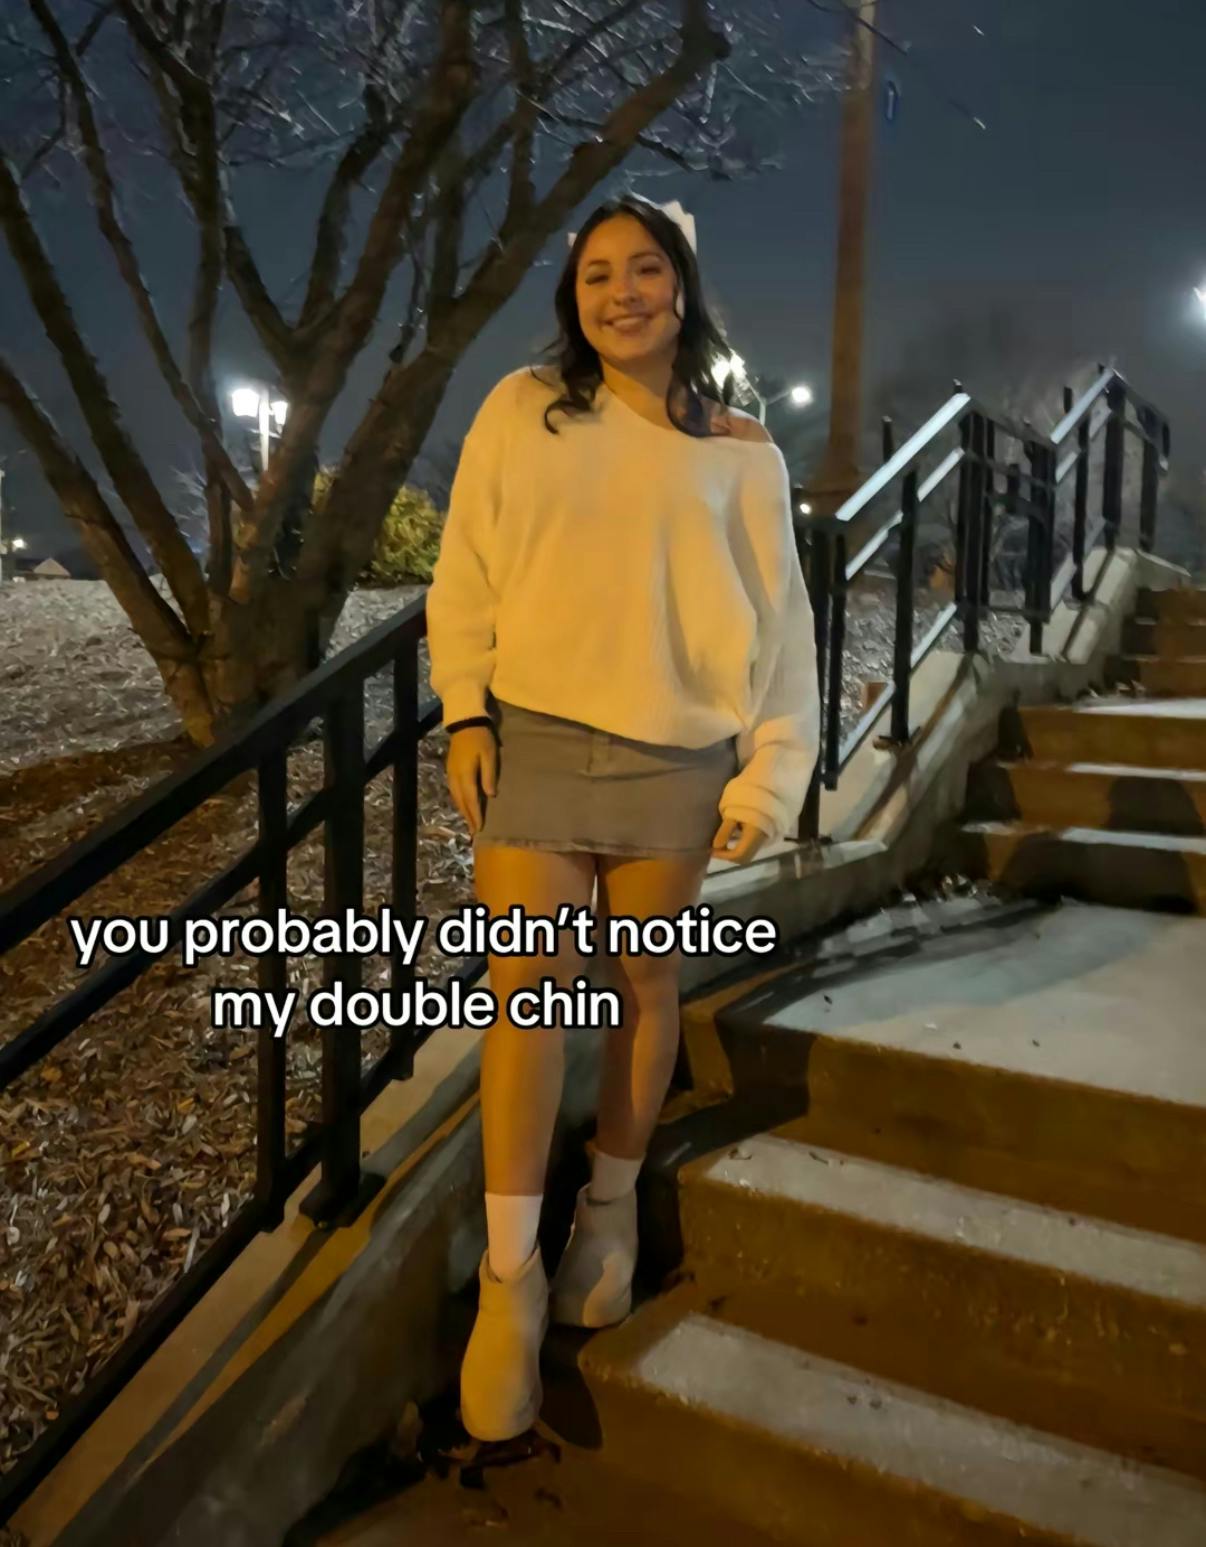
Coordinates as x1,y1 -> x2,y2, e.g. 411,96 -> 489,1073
472,843 -> 597,1194
591,850 -> 712,1160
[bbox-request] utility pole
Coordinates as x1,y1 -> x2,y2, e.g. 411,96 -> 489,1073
805,0 -> 878,520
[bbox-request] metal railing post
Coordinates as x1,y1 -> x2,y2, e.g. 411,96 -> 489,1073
302,686 -> 380,1225
954,415 -> 972,617
1138,406 -> 1159,554
1102,377 -> 1126,550
255,747 -> 289,1226
889,468 -> 919,745
1042,443 -> 1057,630
1023,438 -> 1042,654
979,420 -> 996,610
1072,408 -> 1090,603
824,532 -> 848,791
390,651 -> 420,1077
799,521 -> 832,838
961,413 -> 986,654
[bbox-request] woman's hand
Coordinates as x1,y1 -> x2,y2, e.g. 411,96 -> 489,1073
710,816 -> 770,865
446,726 -> 498,836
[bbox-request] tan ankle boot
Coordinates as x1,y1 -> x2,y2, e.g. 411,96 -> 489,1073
549,1183 -> 638,1329
460,1242 -> 549,1441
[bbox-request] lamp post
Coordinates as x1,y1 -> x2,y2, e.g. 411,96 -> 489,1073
713,354 -> 813,426
805,0 -> 878,518
230,384 -> 289,475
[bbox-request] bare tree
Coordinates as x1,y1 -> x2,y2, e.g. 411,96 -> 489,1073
0,0 -> 842,744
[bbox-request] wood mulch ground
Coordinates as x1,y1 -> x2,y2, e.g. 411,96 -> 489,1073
0,582 -> 479,1485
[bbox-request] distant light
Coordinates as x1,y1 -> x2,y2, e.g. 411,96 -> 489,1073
798,502 -> 813,516
1195,285 -> 1206,320
790,384 -> 814,407
714,351 -> 749,393
12,536 -> 27,550
271,400 -> 289,428
230,386 -> 260,419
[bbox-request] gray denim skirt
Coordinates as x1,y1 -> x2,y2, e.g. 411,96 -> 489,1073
472,692 -> 739,857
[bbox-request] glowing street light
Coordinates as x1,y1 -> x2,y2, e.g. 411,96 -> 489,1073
230,386 -> 261,420
229,384 -> 289,473
1195,284 -> 1206,321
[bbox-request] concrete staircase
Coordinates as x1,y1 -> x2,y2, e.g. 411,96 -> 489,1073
959,586 -> 1206,912
537,897 -> 1206,1545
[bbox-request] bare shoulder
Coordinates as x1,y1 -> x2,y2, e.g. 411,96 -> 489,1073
707,402 -> 773,443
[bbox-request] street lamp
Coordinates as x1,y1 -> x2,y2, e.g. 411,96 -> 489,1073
230,384 -> 289,474
712,354 -> 814,425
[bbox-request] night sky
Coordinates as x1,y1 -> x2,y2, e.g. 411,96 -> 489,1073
2,0 -> 1204,554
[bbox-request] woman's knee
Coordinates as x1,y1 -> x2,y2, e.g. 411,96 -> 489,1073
473,843 -> 597,1008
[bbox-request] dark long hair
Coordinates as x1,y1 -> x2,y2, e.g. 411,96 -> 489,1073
533,192 -> 737,437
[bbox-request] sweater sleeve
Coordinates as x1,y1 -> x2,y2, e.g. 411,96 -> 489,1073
717,455 -> 820,848
425,377 -> 512,730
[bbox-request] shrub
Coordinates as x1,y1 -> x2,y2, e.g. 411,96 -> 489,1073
313,470 -> 446,587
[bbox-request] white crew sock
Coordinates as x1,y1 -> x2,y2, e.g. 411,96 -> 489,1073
588,1147 -> 644,1203
484,1192 -> 543,1281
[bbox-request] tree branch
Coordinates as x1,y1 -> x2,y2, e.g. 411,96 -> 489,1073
118,0 -> 297,370
227,0 -> 479,604
304,0 -> 730,595
0,149 -> 209,635
0,350 -> 204,681
26,0 -> 251,516
296,86 -> 399,332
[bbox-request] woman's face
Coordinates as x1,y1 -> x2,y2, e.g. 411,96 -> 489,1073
574,214 -> 683,371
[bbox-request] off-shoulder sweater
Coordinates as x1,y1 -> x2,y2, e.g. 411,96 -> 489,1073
424,367 -> 819,847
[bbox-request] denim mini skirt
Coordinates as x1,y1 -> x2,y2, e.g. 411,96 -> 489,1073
472,692 -> 739,857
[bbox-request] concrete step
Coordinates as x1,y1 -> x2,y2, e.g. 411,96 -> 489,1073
966,759 -> 1206,836
1003,699 -> 1206,770
1137,587 -> 1206,624
1108,656 -> 1206,696
1123,618 -> 1206,658
960,818 -> 1206,912
666,1133 -> 1206,1476
672,904 -> 1206,1243
575,1285 -> 1206,1547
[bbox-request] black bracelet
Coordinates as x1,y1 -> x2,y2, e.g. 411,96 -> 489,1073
445,716 -> 495,735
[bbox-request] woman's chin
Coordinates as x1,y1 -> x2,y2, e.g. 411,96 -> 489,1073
596,334 -> 677,371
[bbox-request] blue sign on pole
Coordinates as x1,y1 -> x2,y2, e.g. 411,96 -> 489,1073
884,77 -> 900,124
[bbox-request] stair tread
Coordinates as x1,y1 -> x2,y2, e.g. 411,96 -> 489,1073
685,1135 -> 1206,1306
717,903 -> 1206,1108
963,818 -> 1206,854
988,758 -> 1206,782
584,1293 -> 1206,1546
1025,697 -> 1206,719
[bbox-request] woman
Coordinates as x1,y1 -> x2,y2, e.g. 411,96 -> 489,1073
425,192 -> 819,1444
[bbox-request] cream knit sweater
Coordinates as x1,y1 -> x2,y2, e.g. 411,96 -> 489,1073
425,367 -> 820,847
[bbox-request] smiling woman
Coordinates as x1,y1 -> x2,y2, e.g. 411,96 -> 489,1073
424,189 -> 819,1446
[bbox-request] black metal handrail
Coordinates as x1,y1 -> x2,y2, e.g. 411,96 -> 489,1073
795,367 -> 1170,840
0,594 -> 483,1520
